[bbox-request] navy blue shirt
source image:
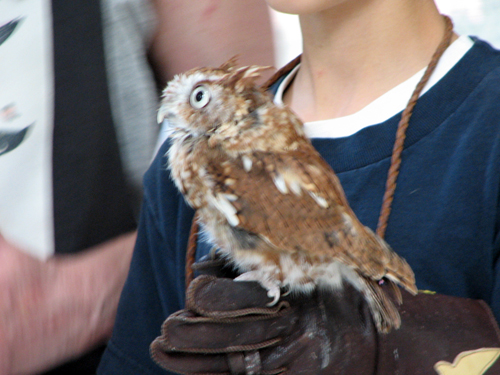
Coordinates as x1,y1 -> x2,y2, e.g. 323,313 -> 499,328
98,38 -> 500,375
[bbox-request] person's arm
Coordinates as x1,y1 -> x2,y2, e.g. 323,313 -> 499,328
149,0 -> 275,84
0,231 -> 136,375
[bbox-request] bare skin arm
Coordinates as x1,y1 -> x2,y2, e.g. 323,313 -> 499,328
150,0 -> 275,84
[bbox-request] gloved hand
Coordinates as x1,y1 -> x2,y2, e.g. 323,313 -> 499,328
151,274 -> 378,375
151,257 -> 500,375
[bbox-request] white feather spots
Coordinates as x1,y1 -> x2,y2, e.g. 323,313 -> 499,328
272,173 -> 289,194
217,122 -> 232,134
272,169 -> 332,200
222,193 -> 239,202
198,167 -> 207,178
306,164 -> 323,178
242,155 -> 253,172
288,180 -> 302,196
280,171 -> 302,196
235,107 -> 249,118
286,141 -> 299,151
212,194 -> 239,227
197,167 -> 216,190
180,169 -> 191,180
292,116 -> 306,137
224,178 -> 236,186
341,212 -> 353,226
341,212 -> 357,236
309,191 -> 329,208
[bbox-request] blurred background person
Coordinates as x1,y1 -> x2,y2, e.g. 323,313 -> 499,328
0,0 -> 273,374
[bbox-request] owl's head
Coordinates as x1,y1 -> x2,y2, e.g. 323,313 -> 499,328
157,59 -> 272,140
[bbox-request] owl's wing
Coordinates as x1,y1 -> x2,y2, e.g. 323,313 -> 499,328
206,142 -> 416,292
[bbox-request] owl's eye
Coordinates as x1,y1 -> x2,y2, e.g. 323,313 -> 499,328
189,85 -> 211,109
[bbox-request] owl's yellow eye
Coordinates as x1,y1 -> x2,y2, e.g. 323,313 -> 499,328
189,85 -> 211,109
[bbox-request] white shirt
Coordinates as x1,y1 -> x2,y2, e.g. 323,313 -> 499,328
274,35 -> 474,139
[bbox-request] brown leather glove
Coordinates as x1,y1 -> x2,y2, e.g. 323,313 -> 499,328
151,274 -> 378,374
151,258 -> 500,375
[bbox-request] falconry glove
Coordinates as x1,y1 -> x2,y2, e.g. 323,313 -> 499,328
150,257 -> 500,375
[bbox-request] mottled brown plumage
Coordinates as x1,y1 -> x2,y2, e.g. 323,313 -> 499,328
158,59 -> 418,333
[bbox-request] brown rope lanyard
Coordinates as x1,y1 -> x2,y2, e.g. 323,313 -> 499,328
376,16 -> 454,238
185,16 -> 455,289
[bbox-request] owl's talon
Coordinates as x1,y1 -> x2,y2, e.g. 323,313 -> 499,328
234,271 -> 281,306
281,286 -> 291,297
266,286 -> 281,306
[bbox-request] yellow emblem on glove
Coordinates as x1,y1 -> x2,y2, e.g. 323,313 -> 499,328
434,348 -> 500,375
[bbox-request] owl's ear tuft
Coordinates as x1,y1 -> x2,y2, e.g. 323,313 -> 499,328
224,65 -> 273,93
219,56 -> 240,73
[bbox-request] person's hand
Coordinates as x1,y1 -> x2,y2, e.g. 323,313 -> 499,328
151,257 -> 500,375
0,233 -> 60,373
0,231 -> 136,374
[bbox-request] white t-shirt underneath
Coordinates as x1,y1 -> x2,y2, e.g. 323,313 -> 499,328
274,35 -> 474,139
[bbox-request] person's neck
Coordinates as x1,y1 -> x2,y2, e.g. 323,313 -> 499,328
283,0 -> 457,122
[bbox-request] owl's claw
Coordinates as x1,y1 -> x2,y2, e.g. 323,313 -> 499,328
234,271 -> 281,306
266,285 -> 281,306
281,285 -> 291,297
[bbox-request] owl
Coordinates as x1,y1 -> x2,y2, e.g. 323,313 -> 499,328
158,59 -> 418,333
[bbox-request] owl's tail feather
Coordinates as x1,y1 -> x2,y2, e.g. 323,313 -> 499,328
368,229 -> 418,295
387,278 -> 403,304
358,277 -> 401,333
384,252 -> 418,296
362,227 -> 418,297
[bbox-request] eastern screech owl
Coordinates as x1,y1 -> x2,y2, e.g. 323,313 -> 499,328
158,59 -> 417,333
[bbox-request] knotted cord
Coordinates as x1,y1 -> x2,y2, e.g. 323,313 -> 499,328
376,15 -> 454,239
